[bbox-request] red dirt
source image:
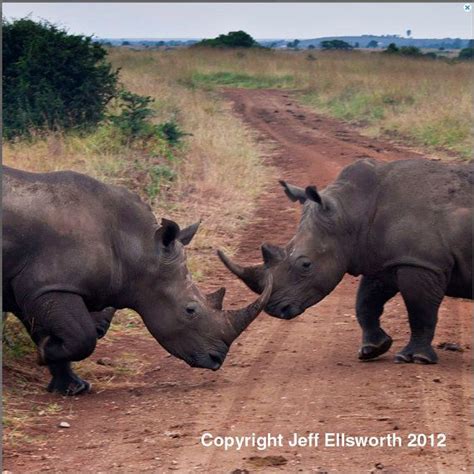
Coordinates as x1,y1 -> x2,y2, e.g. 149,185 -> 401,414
3,89 -> 472,473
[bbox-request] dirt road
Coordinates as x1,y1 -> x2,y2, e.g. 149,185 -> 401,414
4,89 -> 472,473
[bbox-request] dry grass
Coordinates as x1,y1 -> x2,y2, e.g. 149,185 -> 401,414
128,47 -> 471,159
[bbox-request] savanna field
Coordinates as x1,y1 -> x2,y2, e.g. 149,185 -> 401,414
3,46 -> 473,448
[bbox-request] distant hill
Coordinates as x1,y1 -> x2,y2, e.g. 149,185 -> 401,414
98,35 -> 470,50
259,35 -> 470,49
98,38 -> 199,48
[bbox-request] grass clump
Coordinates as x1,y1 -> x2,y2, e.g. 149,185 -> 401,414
188,71 -> 295,89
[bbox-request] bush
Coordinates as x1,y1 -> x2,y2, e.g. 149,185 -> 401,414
384,43 -> 424,57
3,17 -> 118,139
458,47 -> 474,60
321,40 -> 353,50
195,30 -> 258,48
108,89 -> 186,147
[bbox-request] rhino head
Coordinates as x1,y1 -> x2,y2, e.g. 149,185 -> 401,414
218,181 -> 351,320
135,218 -> 272,370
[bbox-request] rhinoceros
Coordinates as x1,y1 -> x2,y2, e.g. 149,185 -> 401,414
219,158 -> 472,364
3,166 -> 272,395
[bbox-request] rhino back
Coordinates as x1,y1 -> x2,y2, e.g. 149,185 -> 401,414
367,160 -> 472,291
3,166 -> 157,306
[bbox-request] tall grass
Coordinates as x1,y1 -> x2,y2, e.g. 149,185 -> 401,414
122,48 -> 471,159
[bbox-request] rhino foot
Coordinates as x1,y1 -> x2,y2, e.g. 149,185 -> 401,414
47,374 -> 91,396
394,344 -> 438,365
358,331 -> 393,361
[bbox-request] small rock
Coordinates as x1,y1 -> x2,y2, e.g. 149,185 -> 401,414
38,410 -> 46,416
96,357 -> 115,366
375,462 -> 384,470
437,342 -> 463,352
58,421 -> 70,428
433,378 -> 442,383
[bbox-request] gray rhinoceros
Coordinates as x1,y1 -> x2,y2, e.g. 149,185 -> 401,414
219,158 -> 472,364
3,166 -> 272,395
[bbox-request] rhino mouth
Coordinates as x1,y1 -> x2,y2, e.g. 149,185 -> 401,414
187,347 -> 229,371
266,302 -> 304,320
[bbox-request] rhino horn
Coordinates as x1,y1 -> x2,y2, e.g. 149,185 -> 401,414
225,274 -> 273,335
261,243 -> 286,267
217,250 -> 266,294
206,287 -> 226,310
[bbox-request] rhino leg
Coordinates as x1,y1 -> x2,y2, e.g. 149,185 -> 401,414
356,275 -> 398,360
90,307 -> 116,339
395,267 -> 445,365
23,292 -> 97,394
47,361 -> 91,395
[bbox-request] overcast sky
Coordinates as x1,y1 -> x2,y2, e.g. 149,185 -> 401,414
3,3 -> 472,39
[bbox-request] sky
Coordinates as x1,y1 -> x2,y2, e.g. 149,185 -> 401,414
3,3 -> 472,39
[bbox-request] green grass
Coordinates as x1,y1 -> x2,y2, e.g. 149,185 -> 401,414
187,71 -> 295,89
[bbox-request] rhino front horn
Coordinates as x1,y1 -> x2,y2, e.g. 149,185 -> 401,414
217,250 -> 266,294
226,273 -> 273,335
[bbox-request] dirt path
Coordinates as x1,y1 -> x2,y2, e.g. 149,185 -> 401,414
4,89 -> 472,473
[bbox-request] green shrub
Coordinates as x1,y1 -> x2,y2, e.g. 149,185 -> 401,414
107,90 -> 186,147
3,17 -> 118,139
195,30 -> 258,48
458,47 -> 474,60
384,43 -> 424,57
321,40 -> 353,50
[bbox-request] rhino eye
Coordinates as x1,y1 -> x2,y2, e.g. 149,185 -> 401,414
297,257 -> 312,272
185,302 -> 199,318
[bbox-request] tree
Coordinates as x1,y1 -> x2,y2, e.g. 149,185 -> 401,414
195,30 -> 258,48
406,29 -> 412,37
354,42 -> 360,48
458,47 -> 474,60
287,39 -> 300,49
3,17 -> 118,139
321,40 -> 353,50
308,44 -> 315,50
366,40 -> 378,48
384,43 -> 400,54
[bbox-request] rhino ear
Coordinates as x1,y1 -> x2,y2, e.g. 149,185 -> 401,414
279,180 -> 307,204
305,186 -> 323,205
155,218 -> 180,248
178,220 -> 201,246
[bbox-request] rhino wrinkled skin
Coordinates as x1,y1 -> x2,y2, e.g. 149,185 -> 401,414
220,158 -> 473,364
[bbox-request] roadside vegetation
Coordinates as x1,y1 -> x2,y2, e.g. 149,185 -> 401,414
150,46 -> 471,159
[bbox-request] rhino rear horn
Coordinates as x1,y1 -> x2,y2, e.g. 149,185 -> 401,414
178,220 -> 201,246
279,180 -> 307,204
206,287 -> 226,310
217,250 -> 266,294
261,243 -> 285,267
